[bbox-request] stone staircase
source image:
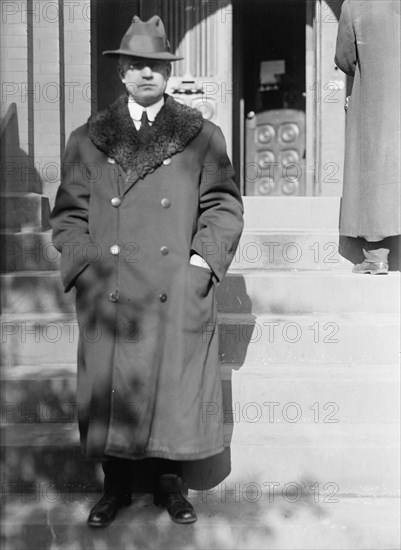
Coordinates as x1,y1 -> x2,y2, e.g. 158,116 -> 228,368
1,196 -> 400,549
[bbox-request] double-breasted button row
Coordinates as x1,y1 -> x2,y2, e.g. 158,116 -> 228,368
112,197 -> 171,209
113,196 -> 170,209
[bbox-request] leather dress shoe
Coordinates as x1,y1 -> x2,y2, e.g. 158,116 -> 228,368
154,474 -> 197,524
87,493 -> 132,528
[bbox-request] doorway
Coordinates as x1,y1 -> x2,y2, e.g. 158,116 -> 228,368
233,0 -> 308,195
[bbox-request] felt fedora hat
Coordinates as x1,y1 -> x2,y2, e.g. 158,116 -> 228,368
103,15 -> 183,60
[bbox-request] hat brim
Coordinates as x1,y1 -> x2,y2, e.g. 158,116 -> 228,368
103,49 -> 183,61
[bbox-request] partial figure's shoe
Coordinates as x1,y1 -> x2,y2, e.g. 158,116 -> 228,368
154,474 -> 197,524
87,493 -> 132,528
353,247 -> 389,274
353,260 -> 389,274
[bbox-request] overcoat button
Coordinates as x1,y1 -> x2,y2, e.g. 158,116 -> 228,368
159,293 -> 167,303
111,197 -> 121,207
107,157 -> 115,164
160,246 -> 169,255
161,198 -> 171,208
109,291 -> 119,302
163,158 -> 171,166
110,245 -> 120,255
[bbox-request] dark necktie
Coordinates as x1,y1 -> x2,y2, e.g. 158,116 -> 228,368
138,110 -> 151,141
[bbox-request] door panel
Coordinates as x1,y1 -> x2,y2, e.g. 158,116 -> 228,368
245,109 -> 305,196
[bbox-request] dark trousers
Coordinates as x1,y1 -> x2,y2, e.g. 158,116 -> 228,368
363,237 -> 391,248
103,458 -> 181,496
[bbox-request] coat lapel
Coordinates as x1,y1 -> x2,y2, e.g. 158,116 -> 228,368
87,94 -> 204,185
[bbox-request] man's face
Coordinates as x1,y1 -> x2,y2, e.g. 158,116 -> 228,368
119,56 -> 171,107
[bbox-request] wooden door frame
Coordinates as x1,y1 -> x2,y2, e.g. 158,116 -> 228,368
232,1 -> 245,195
306,0 -> 317,196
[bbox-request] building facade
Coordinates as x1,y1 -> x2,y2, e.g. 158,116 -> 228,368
1,0 -> 348,205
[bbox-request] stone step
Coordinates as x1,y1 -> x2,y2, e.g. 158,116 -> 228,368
1,271 -> 73,314
0,193 -> 51,232
0,428 -> 100,493
2,270 -> 400,315
229,231 -> 351,271
1,423 -> 399,497
0,231 -> 60,272
0,155 -> 43,195
1,313 -> 399,368
242,197 -> 341,231
218,313 -> 399,366
228,436 -> 400,498
1,493 -> 399,550
2,365 -> 77,424
0,198 -> 343,274
219,271 -> 400,314
0,229 -> 350,274
1,364 -> 399,426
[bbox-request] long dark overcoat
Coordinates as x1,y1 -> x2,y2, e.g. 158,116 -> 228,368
335,0 -> 400,240
51,94 -> 244,461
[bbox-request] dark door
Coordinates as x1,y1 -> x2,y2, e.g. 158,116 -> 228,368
233,0 -> 307,195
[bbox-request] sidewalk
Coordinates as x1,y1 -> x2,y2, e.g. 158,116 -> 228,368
2,491 -> 400,550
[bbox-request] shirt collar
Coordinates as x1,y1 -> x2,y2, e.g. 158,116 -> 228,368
128,96 -> 164,123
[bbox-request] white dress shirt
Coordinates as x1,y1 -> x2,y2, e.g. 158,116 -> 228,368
128,96 -> 164,130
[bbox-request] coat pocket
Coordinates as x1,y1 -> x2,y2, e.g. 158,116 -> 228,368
184,264 -> 216,334
74,263 -> 92,291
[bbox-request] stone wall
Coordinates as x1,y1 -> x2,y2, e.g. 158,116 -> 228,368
1,0 -> 92,206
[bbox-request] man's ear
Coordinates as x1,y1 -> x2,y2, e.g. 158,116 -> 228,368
166,63 -> 172,78
118,65 -> 126,83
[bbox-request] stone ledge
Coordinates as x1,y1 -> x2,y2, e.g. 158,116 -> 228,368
2,366 -> 399,426
1,423 -> 399,497
0,194 -> 50,232
242,197 -> 341,230
2,270 -> 400,315
1,312 -> 399,367
0,232 -> 59,272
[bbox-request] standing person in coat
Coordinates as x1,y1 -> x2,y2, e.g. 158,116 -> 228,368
335,0 -> 400,274
50,15 -> 244,527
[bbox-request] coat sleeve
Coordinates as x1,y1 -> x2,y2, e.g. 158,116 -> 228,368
335,0 -> 357,76
190,125 -> 244,283
50,129 -> 92,292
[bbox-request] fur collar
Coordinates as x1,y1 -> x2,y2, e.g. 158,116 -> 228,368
87,94 -> 204,178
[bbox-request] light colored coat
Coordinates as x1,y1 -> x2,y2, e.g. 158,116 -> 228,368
335,0 -> 400,240
51,94 -> 244,461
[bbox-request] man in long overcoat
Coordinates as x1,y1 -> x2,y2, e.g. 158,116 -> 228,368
335,0 -> 400,273
51,15 -> 244,526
